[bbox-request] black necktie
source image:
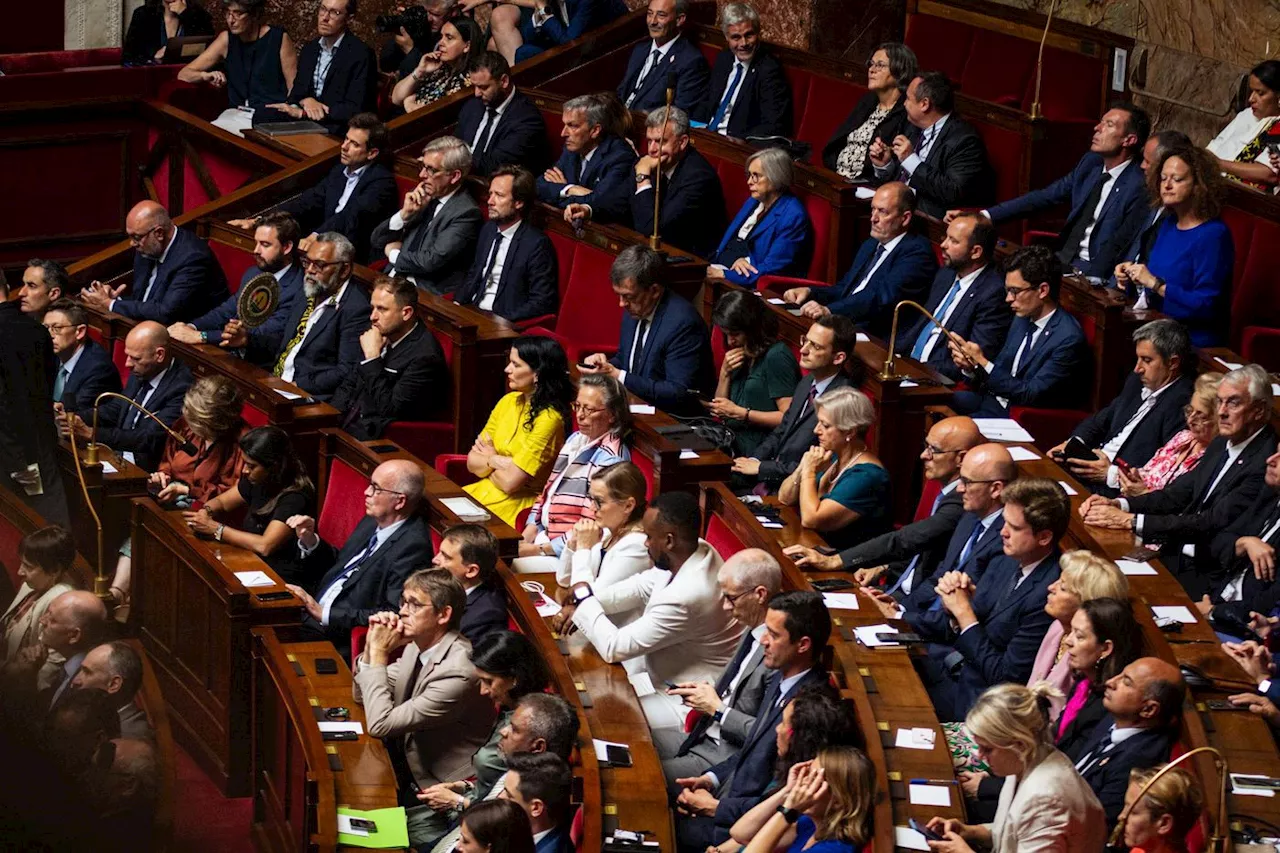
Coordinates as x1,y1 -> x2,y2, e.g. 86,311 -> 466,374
478,106 -> 499,153
403,201 -> 440,261
477,233 -> 505,304
843,244 -> 886,297
632,48 -> 662,99
630,319 -> 649,372
127,379 -> 153,429
1058,172 -> 1112,266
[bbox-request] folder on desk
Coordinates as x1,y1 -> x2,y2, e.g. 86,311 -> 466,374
336,807 -> 409,848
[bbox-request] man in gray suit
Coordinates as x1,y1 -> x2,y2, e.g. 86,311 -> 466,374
354,568 -> 496,807
657,548 -> 782,786
69,640 -> 154,742
371,135 -> 482,294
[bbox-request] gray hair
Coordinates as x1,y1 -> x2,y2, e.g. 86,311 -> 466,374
101,641 -> 144,703
669,0 -> 690,14
1222,363 -> 1273,407
610,244 -> 664,290
1132,319 -> 1191,368
645,105 -> 690,137
815,386 -> 875,437
720,548 -> 782,596
563,94 -> 608,132
578,373 -> 632,438
423,134 -> 472,177
26,258 -> 71,293
313,231 -> 355,263
517,693 -> 580,760
719,2 -> 759,33
748,147 -> 793,191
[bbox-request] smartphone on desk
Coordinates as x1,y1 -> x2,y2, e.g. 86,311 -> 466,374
909,818 -> 944,841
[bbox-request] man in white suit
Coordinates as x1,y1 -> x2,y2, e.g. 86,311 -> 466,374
570,491 -> 743,731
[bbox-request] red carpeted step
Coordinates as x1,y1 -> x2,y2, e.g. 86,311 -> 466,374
173,745 -> 254,853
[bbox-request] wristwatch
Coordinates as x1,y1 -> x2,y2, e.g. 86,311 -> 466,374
635,172 -> 650,184
214,524 -> 225,542
572,583 -> 594,604
777,805 -> 801,824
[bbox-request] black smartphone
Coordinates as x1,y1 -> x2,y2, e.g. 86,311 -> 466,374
605,744 -> 633,767
1206,699 -> 1248,711
577,362 -> 596,370
349,817 -> 378,832
909,818 -> 944,841
314,657 -> 339,675
663,680 -> 678,690
325,706 -> 350,720
811,578 -> 854,592
322,730 -> 359,741
666,254 -> 693,264
1057,436 -> 1094,462
367,444 -> 398,453
1268,142 -> 1280,157
255,591 -> 293,602
1235,775 -> 1280,789
876,631 -> 923,644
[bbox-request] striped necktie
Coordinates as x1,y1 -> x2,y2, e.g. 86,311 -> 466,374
274,295 -> 316,377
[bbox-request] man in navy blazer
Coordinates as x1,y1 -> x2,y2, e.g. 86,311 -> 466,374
537,94 -> 638,224
44,300 -> 121,420
255,0 -> 375,134
62,322 -> 193,472
266,232 -> 371,401
433,524 -> 509,645
1066,657 -> 1183,827
172,212 -> 306,363
896,213 -> 1010,381
783,183 -> 937,339
508,0 -> 627,62
672,591 -> 831,849
692,4 -> 791,140
236,114 -> 397,264
617,0 -> 709,113
1051,319 -> 1195,495
581,245 -> 714,414
968,103 -> 1151,280
285,459 -> 432,662
910,477 -> 1069,722
80,201 -> 228,326
950,245 -> 1090,417
457,52 -> 551,177
454,166 -> 558,323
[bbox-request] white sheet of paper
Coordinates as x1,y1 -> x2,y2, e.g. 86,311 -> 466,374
1216,358 -> 1244,371
856,333 -> 870,343
628,671 -> 657,697
766,297 -> 787,305
1117,559 -> 1157,576
680,449 -> 699,459
535,596 -> 562,618
275,388 -> 303,400
855,186 -> 876,199
1273,383 -> 1280,396
629,404 -> 656,414
336,815 -> 369,836
592,738 -> 628,761
899,379 -> 919,388
853,623 -> 900,647
1232,774 -> 1277,797
972,418 -> 1034,443
1008,446 -> 1040,461
122,451 -> 136,465
909,783 -> 952,807
235,570 -> 275,588
895,727 -> 937,750
100,460 -> 119,474
894,826 -> 931,851
1058,480 -> 1078,496
1151,605 -> 1197,624
822,592 -> 861,610
318,721 -> 364,735
440,496 -> 490,522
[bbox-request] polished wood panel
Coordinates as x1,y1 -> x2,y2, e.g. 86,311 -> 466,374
56,439 -> 149,585
127,638 -> 178,853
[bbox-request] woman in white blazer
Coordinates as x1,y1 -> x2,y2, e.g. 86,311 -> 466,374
925,682 -> 1107,853
1,527 -> 79,662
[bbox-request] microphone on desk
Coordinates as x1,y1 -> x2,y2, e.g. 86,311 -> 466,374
880,299 -> 977,381
81,391 -> 199,466
649,76 -> 678,253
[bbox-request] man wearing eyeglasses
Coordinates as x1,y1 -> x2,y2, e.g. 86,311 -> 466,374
80,200 -> 228,326
43,299 -> 121,420
285,458 -> 432,662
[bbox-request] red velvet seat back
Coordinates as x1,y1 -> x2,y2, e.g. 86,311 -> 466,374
112,339 -> 129,385
796,75 -> 867,153
555,244 -> 622,349
970,120 -> 1023,207
630,446 -> 656,499
548,231 -> 579,311
209,242 -> 255,295
904,15 -> 975,85
784,67 -> 815,142
1228,211 -> 1280,347
960,31 -> 1037,108
1022,48 -> 1104,120
0,48 -> 123,74
240,402 -> 269,428
708,155 -> 749,223
705,513 -> 746,560
543,109 -> 566,159
800,190 -> 831,281
914,478 -> 943,522
144,128 -> 253,214
699,43 -> 719,67
317,457 -> 369,546
0,516 -> 24,591
428,324 -> 456,369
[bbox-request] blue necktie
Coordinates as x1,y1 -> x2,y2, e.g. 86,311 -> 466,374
53,366 -> 68,402
956,519 -> 985,568
888,490 -> 946,596
710,62 -> 744,132
911,275 -> 963,360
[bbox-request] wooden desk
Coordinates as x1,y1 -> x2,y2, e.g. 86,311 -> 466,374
251,626 -> 403,853
130,497 -> 303,797
242,129 -> 340,161
57,439 -> 149,578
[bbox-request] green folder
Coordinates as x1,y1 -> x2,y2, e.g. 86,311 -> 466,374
336,806 -> 410,849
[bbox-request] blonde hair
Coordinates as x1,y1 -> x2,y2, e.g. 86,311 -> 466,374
1190,371 -> 1222,415
965,682 -> 1061,767
1058,550 -> 1129,602
1128,765 -> 1203,843
815,387 -> 876,438
181,375 -> 243,442
813,746 -> 875,846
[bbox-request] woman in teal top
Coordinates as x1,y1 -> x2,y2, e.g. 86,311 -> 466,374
779,387 -> 889,550
705,290 -> 801,455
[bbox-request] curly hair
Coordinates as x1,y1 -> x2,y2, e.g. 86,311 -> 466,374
1145,144 -> 1224,221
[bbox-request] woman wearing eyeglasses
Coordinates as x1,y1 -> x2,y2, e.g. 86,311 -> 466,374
706,147 -> 813,288
822,43 -> 918,183
514,374 -> 632,572
1117,373 -> 1221,497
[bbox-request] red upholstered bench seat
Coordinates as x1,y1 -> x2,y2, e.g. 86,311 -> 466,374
1222,205 -> 1280,366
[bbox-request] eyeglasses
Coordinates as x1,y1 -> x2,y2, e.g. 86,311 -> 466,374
958,476 -> 1000,487
399,595 -> 430,613
923,443 -> 959,457
1183,405 -> 1213,425
1218,395 -> 1253,412
302,256 -> 344,271
1003,285 -> 1036,298
722,589 -> 752,605
572,402 -> 608,416
44,324 -> 77,334
866,60 -> 890,71
746,171 -> 767,184
224,7 -> 250,19
318,5 -> 348,17
366,480 -> 406,498
126,224 -> 163,245
420,164 -> 446,177
589,495 -> 616,510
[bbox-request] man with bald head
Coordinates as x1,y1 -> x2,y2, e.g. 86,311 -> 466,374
787,416 -> 982,588
79,200 -> 227,325
61,321 -> 192,471
70,641 -> 153,741
783,182 -> 937,338
285,458 -> 432,661
0,590 -> 109,712
1068,656 -> 1184,827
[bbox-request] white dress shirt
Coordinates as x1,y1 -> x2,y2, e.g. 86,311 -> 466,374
120,361 -> 172,464
313,31 -> 345,97
711,57 -> 752,134
309,517 -> 408,625
471,86 -> 517,151
1101,377 -> 1176,488
1077,159 -> 1132,263
626,36 -> 681,107
334,164 -> 368,214
281,280 -> 350,383
898,114 -> 950,177
846,232 -> 906,297
478,220 -> 521,311
916,265 -> 987,363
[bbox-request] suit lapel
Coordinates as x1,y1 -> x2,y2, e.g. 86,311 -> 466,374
984,555 -> 1051,623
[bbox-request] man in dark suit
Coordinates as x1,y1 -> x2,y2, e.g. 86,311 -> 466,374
911,477 -> 1068,721
1066,657 -> 1183,828
1201,451 -> 1280,614
432,524 -> 508,645
962,103 -> 1151,280
870,72 -> 995,219
537,94 -> 638,224
19,258 -> 70,323
1050,319 -> 1195,495
268,232 -> 371,401
0,273 -> 70,526
61,321 -> 193,473
896,213 -> 1010,381
672,590 -> 831,849
502,753 -> 578,853
454,165 -> 558,323
506,0 -> 627,63
1108,129 -> 1192,295
457,51 -> 550,177
285,458 -> 432,661
783,182 -> 938,338
172,212 -> 306,359
1081,364 -> 1278,597
692,3 -> 791,140
949,245 -> 1091,416
80,201 -> 228,325
257,0 -> 375,134
659,549 -> 782,784
330,276 -> 448,440
730,314 -> 856,493
787,417 -> 983,583
231,115 -> 396,264
44,300 -> 121,420
68,641 -> 154,742
617,0 -> 709,113
372,135 -> 482,295
581,245 -> 714,413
